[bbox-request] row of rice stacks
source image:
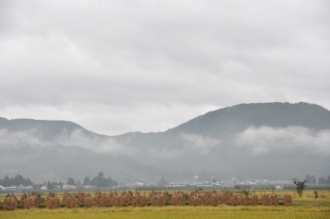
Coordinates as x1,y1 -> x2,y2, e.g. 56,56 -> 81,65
46,192 -> 60,209
3,194 -> 17,210
0,191 -> 293,210
20,192 -> 41,209
188,190 -> 292,206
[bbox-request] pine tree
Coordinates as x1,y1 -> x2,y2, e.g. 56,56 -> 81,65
67,177 -> 76,185
310,175 -> 317,184
47,180 -> 53,190
83,177 -> 91,186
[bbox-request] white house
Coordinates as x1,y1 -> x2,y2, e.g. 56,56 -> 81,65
63,184 -> 76,189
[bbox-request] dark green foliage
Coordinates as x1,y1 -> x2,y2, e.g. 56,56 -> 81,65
83,177 -> 91,185
47,180 -> 53,189
90,171 -> 118,188
66,177 -> 76,185
305,175 -> 317,184
0,174 -> 32,186
293,179 -> 307,197
318,175 -> 330,184
98,172 -> 105,178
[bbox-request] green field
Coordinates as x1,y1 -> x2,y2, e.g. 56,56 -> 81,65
0,190 -> 329,219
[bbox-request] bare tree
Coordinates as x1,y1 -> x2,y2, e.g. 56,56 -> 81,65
293,179 -> 307,197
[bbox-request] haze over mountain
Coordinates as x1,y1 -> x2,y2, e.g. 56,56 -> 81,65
1,102 -> 329,183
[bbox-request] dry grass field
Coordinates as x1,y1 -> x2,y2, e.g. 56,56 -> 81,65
1,206 -> 329,219
0,190 -> 329,219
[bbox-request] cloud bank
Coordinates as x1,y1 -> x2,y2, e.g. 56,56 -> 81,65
181,133 -> 220,154
0,128 -> 127,155
235,126 -> 330,156
0,1 -> 329,135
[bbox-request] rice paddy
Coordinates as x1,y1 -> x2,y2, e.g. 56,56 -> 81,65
0,190 -> 329,219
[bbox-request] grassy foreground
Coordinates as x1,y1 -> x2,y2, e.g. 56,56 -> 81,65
0,206 -> 329,219
0,190 -> 329,219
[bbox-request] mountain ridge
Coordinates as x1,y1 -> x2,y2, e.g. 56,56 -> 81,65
163,102 -> 330,137
1,102 -> 329,138
1,102 -> 329,182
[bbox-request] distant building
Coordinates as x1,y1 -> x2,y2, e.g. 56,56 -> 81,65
275,186 -> 283,191
63,184 -> 76,189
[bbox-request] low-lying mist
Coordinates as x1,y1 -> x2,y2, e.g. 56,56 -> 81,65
235,126 -> 330,156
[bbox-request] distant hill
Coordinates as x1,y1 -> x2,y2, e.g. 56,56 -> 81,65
0,118 -> 160,183
0,117 -> 106,140
112,102 -> 330,180
1,102 -> 330,182
165,102 -> 330,136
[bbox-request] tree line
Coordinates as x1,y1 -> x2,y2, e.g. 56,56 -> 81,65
318,175 -> 330,184
0,171 -> 118,188
49,171 -> 118,188
0,174 -> 32,187
305,175 -> 330,184
81,172 -> 118,188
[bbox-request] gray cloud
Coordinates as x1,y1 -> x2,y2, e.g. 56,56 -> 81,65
0,129 -> 41,146
0,0 -> 329,135
0,127 -> 186,160
235,126 -> 330,156
0,128 -> 127,155
181,133 -> 220,154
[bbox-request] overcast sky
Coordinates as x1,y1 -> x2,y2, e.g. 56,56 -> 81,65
0,0 -> 329,136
